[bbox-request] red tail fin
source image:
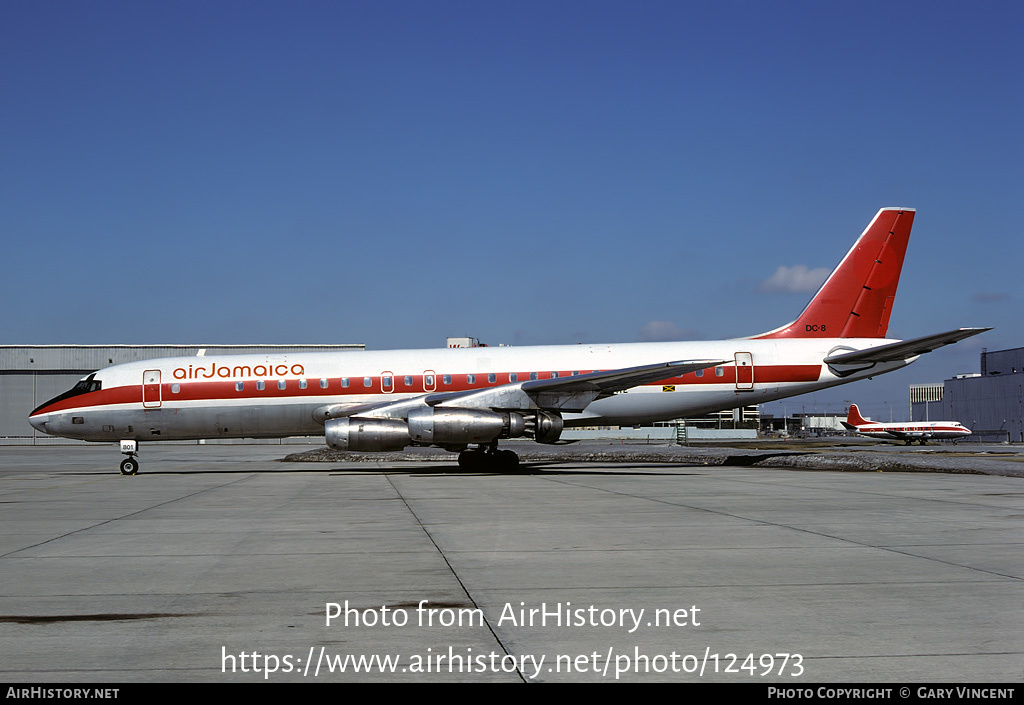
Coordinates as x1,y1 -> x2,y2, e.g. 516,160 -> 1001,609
756,208 -> 914,339
846,404 -> 871,427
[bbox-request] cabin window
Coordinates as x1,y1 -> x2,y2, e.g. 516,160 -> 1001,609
236,382 -> 244,392
382,376 -> 392,389
320,378 -> 328,389
443,374 -> 451,385
172,384 -> 180,393
695,369 -> 703,377
715,367 -> 724,377
425,375 -> 434,386
363,377 -> 372,388
298,379 -> 308,389
488,373 -> 496,383
572,371 -> 579,376
278,380 -> 287,390
510,373 -> 518,382
551,371 -> 559,378
530,372 -> 538,380
341,378 -> 350,388
467,374 -> 475,384
404,375 -> 413,386
72,417 -> 84,424
257,381 -> 265,391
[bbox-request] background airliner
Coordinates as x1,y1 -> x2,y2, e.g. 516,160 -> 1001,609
842,403 -> 972,444
30,207 -> 987,474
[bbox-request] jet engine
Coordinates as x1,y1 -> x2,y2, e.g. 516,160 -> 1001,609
324,417 -> 409,452
324,408 -> 562,452
407,408 -> 525,446
530,410 -> 564,444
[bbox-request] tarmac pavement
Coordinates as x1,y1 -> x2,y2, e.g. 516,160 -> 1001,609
0,443 -> 1021,683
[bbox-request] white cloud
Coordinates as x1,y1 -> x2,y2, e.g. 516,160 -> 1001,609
971,292 -> 1009,303
758,265 -> 830,294
638,321 -> 697,342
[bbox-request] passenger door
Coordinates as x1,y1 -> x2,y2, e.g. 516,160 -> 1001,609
143,370 -> 162,408
734,352 -> 753,390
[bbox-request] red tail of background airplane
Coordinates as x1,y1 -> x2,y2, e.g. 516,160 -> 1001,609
846,403 -> 872,427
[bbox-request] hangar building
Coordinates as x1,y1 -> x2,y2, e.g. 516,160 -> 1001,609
911,346 -> 1024,443
0,344 -> 363,444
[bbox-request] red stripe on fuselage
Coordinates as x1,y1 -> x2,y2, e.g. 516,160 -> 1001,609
862,425 -> 968,434
30,364 -> 824,415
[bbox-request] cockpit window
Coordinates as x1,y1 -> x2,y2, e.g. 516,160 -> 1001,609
31,373 -> 102,414
73,374 -> 102,394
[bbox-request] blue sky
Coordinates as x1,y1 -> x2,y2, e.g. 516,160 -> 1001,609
2,1 -> 1021,420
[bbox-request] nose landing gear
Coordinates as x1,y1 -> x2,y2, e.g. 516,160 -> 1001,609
119,440 -> 139,475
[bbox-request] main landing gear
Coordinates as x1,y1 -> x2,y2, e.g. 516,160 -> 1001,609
119,440 -> 139,475
457,444 -> 520,471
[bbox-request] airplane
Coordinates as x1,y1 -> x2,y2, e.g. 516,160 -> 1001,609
841,403 -> 972,444
29,207 -> 988,475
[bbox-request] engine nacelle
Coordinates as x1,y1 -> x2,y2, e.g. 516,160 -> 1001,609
324,409 -> 557,451
325,417 -> 410,452
533,410 -> 564,444
407,407 -> 519,445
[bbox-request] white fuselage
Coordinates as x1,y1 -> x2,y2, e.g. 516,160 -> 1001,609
851,420 -> 972,442
30,337 -> 909,443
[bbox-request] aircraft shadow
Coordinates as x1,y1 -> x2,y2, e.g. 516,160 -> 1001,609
69,460 -> 705,477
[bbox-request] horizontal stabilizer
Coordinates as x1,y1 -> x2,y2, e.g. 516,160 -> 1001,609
824,328 -> 990,365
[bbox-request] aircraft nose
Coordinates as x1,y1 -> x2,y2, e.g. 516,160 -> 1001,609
29,414 -> 48,433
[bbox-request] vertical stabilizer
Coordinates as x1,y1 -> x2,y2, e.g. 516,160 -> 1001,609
846,404 -> 871,427
755,208 -> 914,339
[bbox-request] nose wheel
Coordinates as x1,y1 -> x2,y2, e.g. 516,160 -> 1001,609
120,456 -> 139,475
119,440 -> 139,475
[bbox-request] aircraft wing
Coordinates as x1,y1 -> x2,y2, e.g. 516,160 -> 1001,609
882,430 -> 911,440
313,398 -> 428,421
314,359 -> 725,420
519,359 -> 725,395
515,359 -> 727,410
824,328 -> 990,365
